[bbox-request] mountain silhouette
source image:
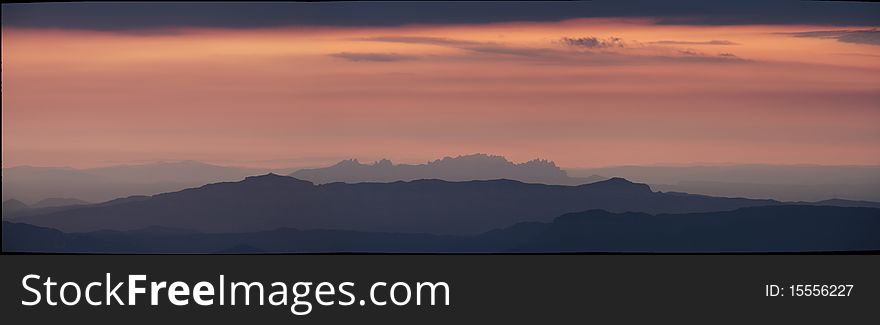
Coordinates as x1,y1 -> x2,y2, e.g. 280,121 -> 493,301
568,165 -> 880,202
32,197 -> 90,209
5,205 -> 878,253
290,154 -> 605,185
2,199 -> 29,216
13,173 -> 786,235
807,198 -> 880,209
2,195 -> 154,220
2,161 -> 270,203
509,205 -> 880,252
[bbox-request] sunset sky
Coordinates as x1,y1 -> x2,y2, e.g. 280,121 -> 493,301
2,2 -> 879,169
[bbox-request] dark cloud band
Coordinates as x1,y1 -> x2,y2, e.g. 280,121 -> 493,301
781,29 -> 880,46
3,1 -> 878,30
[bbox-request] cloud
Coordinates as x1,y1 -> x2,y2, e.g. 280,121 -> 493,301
678,49 -> 703,56
654,49 -> 748,63
560,36 -> 626,49
329,52 -> 419,62
3,2 -> 878,30
358,35 -> 749,65
456,45 -> 562,59
781,29 -> 880,46
361,36 -> 480,47
700,50 -> 749,61
362,36 -> 560,60
651,40 -> 739,45
558,36 -> 748,63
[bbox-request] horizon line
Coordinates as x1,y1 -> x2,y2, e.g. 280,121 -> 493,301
4,157 -> 880,171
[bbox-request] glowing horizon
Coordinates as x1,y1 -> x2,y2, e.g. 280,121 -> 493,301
3,17 -> 879,169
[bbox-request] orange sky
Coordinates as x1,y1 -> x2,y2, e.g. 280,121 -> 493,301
2,19 -> 879,168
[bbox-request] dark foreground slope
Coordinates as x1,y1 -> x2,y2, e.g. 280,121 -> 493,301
5,205 -> 879,253
12,174 -> 781,235
512,205 -> 880,252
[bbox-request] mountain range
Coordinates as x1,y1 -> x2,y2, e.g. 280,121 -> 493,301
5,205 -> 878,253
6,155 -> 880,204
2,161 -> 270,203
569,165 -> 880,202
290,154 -> 604,185
10,172 -> 879,236
5,163 -> 880,253
2,155 -> 600,204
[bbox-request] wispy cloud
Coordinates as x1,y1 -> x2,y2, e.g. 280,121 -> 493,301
651,40 -> 739,45
557,36 -> 748,63
780,29 -> 880,46
360,36 -> 480,47
360,36 -> 561,60
329,52 -> 419,62
350,35 -> 749,64
560,36 -> 626,49
673,52 -> 747,63
678,49 -> 703,56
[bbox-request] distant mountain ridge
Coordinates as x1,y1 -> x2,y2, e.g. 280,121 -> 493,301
2,156 -> 604,203
5,205 -> 879,253
7,156 -> 877,204
1,199 -> 29,215
32,198 -> 90,209
568,165 -> 880,201
290,154 -> 605,185
2,161 -> 270,203
1,197 -> 92,220
13,173 -> 786,235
